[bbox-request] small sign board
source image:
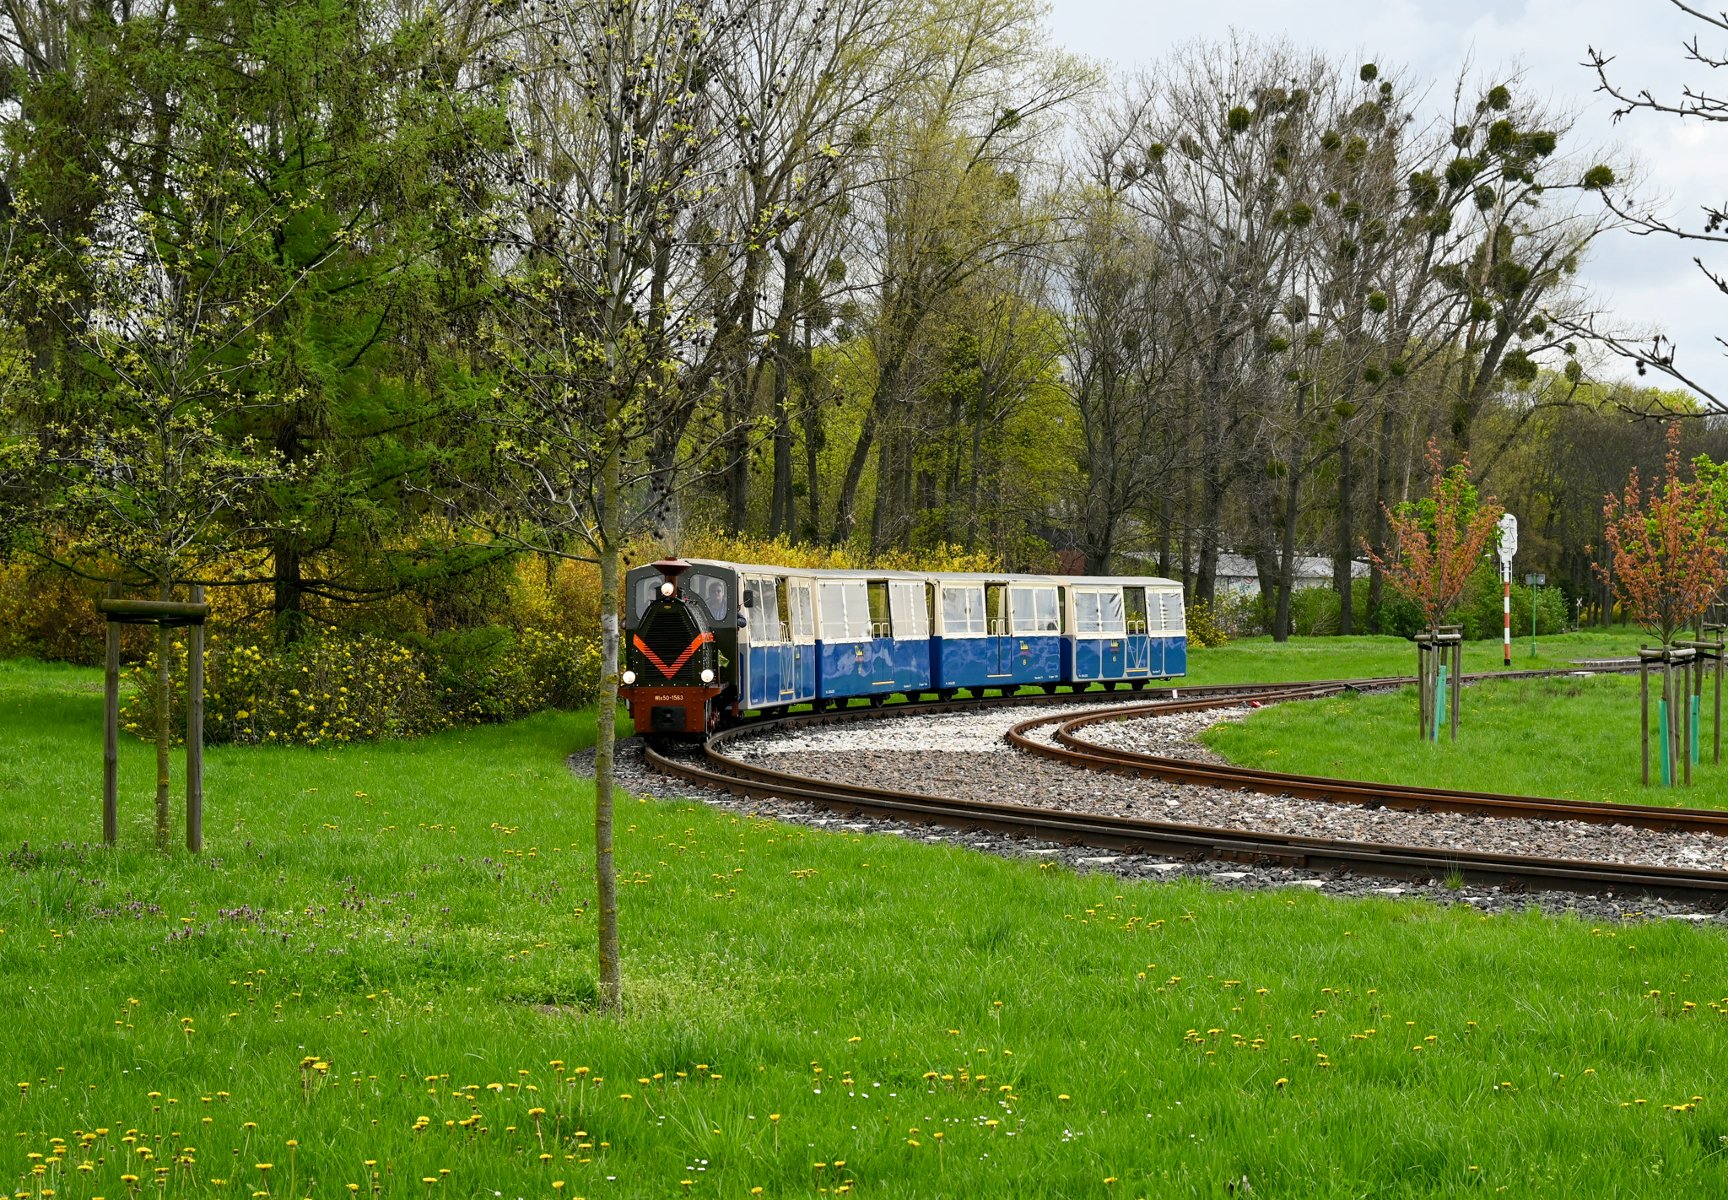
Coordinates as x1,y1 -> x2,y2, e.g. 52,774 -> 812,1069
1497,513 -> 1518,563
1526,573 -> 1545,587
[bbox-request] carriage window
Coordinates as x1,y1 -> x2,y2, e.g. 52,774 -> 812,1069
687,571 -> 729,622
789,583 -> 814,641
1036,588 -> 1060,632
890,581 -> 929,639
1010,586 -> 1060,634
940,585 -> 986,636
749,577 -> 783,642
818,580 -> 871,641
774,579 -> 791,641
1124,587 -> 1149,634
986,584 -> 1007,636
1160,591 -> 1185,632
1075,590 -> 1101,634
1100,589 -> 1126,634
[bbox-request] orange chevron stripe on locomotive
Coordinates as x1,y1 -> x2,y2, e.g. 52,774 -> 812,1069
632,631 -> 714,680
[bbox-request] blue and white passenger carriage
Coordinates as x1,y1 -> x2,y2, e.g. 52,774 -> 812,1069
621,558 -> 1187,736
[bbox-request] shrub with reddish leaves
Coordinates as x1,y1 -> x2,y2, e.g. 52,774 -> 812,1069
1366,440 -> 1505,631
1598,425 -> 1728,646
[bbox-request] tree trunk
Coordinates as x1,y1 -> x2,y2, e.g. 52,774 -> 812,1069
155,581 -> 173,851
1274,465 -> 1301,642
768,373 -> 794,540
274,535 -> 306,644
1195,461 -> 1228,606
594,523 -> 622,1013
1368,404 -> 1398,629
830,405 -> 878,546
1334,432 -> 1355,635
800,364 -> 823,544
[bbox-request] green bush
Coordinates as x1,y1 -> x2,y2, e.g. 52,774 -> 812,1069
407,626 -> 603,723
1288,587 -> 1341,636
0,561 -> 113,665
122,627 -> 601,748
1463,574 -> 1569,640
1370,587 -> 1428,638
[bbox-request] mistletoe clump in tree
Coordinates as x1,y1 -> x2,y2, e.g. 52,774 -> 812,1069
1366,438 -> 1504,736
1598,425 -> 1728,647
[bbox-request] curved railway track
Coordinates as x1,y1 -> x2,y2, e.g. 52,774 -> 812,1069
643,668 -> 1728,906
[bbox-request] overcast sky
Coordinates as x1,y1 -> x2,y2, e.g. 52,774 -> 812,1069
1042,0 -> 1728,401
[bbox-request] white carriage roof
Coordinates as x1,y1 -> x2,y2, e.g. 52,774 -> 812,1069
672,559 -> 1183,590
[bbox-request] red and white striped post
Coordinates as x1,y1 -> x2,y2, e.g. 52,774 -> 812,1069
1496,513 -> 1518,669
1502,564 -> 1512,667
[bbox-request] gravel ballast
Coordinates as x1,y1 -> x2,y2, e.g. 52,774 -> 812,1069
582,698 -> 1728,924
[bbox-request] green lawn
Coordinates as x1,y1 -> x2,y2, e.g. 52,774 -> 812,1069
4,650 -> 1728,1198
1178,626 -> 1651,688
1196,633 -> 1728,809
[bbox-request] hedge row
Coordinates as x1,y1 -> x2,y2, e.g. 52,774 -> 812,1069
122,627 -> 601,748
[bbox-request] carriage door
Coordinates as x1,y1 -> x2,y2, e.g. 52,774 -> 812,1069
1124,587 -> 1151,677
986,583 -> 1011,678
774,579 -> 796,699
745,576 -> 783,709
788,580 -> 816,701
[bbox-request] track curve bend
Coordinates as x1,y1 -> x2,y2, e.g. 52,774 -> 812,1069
643,671 -> 1728,906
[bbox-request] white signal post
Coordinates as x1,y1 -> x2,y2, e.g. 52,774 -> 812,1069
1497,513 -> 1518,668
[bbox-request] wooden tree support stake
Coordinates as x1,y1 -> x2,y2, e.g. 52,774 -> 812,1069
96,590 -> 211,850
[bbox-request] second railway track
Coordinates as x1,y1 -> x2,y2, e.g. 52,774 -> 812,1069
643,670 -> 1728,907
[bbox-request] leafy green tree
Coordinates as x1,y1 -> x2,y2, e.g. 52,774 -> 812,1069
1601,425 -> 1728,646
454,0 -> 852,1012
9,125 -> 308,848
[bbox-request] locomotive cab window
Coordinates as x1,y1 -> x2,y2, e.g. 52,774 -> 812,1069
1010,586 -> 1060,634
940,584 -> 987,637
630,575 -> 659,623
687,570 -> 730,622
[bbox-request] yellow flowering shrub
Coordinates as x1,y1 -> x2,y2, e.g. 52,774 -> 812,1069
1183,600 -> 1232,648
122,627 -> 601,747
0,560 -> 120,664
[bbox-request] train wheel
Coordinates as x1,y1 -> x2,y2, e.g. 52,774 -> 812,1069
868,694 -> 886,708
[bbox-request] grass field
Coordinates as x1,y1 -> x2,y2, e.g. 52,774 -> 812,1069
4,639 -> 1728,1198
1195,630 -> 1728,809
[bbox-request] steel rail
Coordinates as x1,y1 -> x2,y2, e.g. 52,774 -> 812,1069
643,671 -> 1728,905
1014,689 -> 1728,837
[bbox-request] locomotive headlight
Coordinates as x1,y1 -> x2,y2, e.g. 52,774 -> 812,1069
660,581 -> 675,597
700,668 -> 716,683
621,669 -> 637,685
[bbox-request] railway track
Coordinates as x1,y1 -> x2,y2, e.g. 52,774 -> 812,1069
643,669 -> 1728,906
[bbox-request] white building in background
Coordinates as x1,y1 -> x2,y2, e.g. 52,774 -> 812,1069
1211,553 -> 1369,598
